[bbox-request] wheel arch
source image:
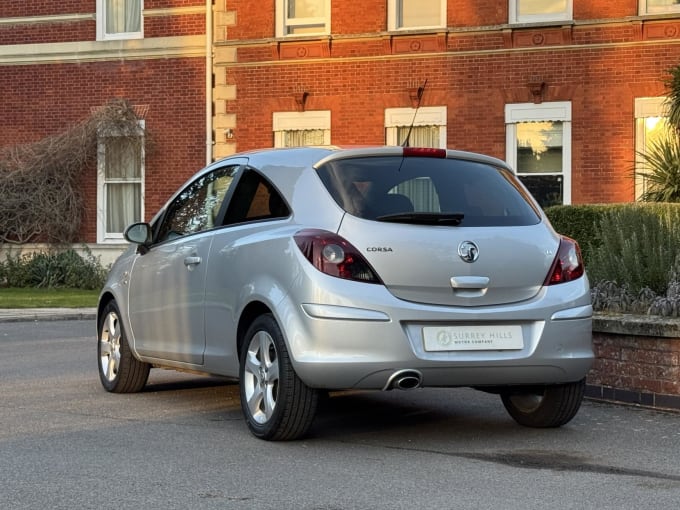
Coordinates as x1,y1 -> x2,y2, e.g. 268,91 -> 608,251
237,301 -> 273,360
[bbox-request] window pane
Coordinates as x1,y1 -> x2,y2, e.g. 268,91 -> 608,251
398,0 -> 441,28
288,0 -> 325,18
106,0 -> 141,34
518,0 -> 568,16
283,129 -> 325,147
647,0 -> 680,9
515,121 -> 563,174
517,175 -> 563,208
636,116 -> 672,199
106,183 -> 141,233
396,125 -> 441,148
105,137 -> 141,179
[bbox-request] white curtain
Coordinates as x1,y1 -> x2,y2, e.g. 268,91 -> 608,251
104,137 -> 142,233
397,125 -> 440,148
283,129 -> 326,147
106,0 -> 142,34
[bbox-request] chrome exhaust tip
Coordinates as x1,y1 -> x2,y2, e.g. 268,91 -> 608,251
383,369 -> 423,391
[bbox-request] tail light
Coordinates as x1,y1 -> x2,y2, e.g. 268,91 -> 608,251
544,236 -> 585,286
294,229 -> 382,284
403,147 -> 446,158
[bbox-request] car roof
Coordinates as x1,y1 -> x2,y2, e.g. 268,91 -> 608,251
217,146 -> 512,173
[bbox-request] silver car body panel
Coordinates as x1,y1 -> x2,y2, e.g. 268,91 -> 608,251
99,146 -> 593,391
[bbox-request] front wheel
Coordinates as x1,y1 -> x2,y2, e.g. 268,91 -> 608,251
239,314 -> 318,440
501,379 -> 586,428
98,300 -> 150,393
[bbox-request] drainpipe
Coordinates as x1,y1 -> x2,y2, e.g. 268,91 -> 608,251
205,0 -> 213,165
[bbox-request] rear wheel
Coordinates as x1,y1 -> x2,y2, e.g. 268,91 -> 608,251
98,300 -> 150,393
501,379 -> 586,428
239,314 -> 318,440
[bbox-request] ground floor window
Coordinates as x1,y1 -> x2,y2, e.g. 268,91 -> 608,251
273,111 -> 331,148
634,97 -> 672,201
384,106 -> 447,148
505,102 -> 572,207
97,122 -> 145,243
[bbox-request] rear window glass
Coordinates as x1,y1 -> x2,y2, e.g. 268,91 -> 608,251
316,156 -> 541,227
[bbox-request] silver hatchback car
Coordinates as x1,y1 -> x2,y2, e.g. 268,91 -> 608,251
97,146 -> 593,440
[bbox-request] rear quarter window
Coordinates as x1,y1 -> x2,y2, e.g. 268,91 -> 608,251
316,156 -> 541,227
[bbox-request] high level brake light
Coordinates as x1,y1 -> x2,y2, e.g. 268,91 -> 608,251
402,147 -> 446,158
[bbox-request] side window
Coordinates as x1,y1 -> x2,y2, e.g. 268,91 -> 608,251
224,169 -> 290,225
156,165 -> 238,242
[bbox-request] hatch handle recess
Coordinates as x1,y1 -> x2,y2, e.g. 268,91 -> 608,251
450,276 -> 490,289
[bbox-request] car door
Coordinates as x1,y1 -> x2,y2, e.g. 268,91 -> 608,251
127,162 -> 242,364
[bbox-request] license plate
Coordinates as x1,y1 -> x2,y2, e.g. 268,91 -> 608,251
423,325 -> 524,351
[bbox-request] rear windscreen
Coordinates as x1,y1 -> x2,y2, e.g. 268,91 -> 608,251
316,156 -> 541,227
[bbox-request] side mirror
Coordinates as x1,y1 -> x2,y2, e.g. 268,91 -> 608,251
124,222 -> 152,247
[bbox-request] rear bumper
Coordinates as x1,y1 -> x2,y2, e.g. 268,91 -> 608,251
276,279 -> 593,391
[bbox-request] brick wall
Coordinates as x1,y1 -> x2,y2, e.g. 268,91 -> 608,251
0,58 -> 207,242
587,322 -> 680,411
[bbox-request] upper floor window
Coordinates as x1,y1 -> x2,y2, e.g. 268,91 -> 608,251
640,0 -> 680,15
276,0 -> 330,37
509,0 -> 572,24
505,102 -> 572,207
96,0 -> 143,41
388,0 -> 446,31
273,111 -> 331,147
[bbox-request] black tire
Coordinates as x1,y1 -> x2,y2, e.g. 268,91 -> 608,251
239,313 -> 318,440
97,300 -> 150,393
501,379 -> 586,428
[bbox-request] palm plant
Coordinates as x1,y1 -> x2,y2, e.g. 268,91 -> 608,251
635,135 -> 680,202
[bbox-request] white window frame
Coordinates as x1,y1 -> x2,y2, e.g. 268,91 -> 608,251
640,0 -> 680,15
275,0 -> 330,37
505,102 -> 572,205
96,121 -> 145,243
509,0 -> 572,24
635,97 -> 671,200
96,0 -> 144,41
273,111 -> 331,147
384,106 -> 447,147
387,0 -> 446,31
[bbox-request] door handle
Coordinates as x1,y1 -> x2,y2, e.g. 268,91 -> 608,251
184,256 -> 202,267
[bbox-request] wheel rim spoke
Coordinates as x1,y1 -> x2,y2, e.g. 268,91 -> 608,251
244,329 -> 279,424
99,311 -> 121,382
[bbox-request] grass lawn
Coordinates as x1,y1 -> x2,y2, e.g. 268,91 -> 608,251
0,288 -> 100,308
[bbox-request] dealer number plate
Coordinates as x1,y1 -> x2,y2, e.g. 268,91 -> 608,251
423,325 -> 524,352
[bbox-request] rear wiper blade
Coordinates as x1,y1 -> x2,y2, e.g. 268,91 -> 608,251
375,212 -> 465,225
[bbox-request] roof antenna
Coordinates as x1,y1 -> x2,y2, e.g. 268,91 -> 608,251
401,79 -> 428,147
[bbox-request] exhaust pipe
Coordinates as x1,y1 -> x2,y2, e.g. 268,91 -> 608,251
383,369 -> 423,391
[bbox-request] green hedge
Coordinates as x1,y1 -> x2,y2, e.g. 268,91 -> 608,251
546,203 -> 680,315
0,248 -> 107,290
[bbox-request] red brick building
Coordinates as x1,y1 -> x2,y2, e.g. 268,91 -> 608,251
0,0 -> 215,262
216,0 -> 680,207
3,1 -> 680,260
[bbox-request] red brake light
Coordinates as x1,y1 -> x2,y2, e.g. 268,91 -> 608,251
544,236 -> 585,286
403,147 -> 446,158
294,229 -> 382,284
